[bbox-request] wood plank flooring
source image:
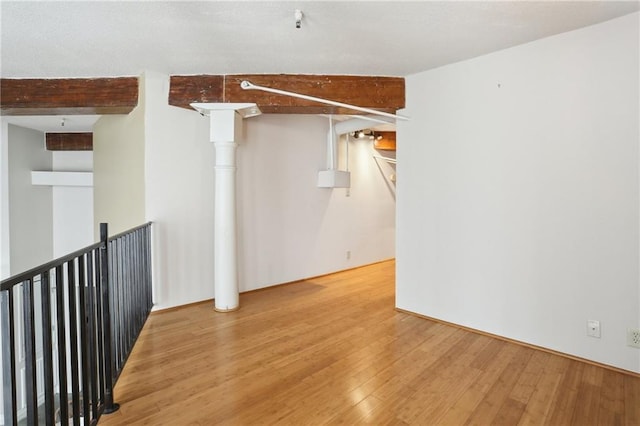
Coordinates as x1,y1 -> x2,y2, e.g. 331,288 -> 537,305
99,260 -> 640,425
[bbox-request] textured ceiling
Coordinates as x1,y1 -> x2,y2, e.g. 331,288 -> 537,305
2,1 -> 639,132
2,1 -> 639,79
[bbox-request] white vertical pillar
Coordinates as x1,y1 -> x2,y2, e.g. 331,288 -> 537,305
191,102 -> 261,313
210,110 -> 240,312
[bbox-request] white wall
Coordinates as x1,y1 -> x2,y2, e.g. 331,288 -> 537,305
0,127 -> 95,275
52,152 -> 94,257
397,13 -> 640,372
141,71 -> 396,310
1,121 -> 10,279
0,121 -> 8,423
0,144 -> 92,423
7,124 -> 53,275
238,119 -> 396,289
142,72 -> 215,309
93,92 -> 145,237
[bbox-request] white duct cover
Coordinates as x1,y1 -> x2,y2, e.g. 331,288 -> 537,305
318,115 -> 395,188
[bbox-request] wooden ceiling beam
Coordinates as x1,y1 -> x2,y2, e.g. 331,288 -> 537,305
373,131 -> 397,151
0,77 -> 138,115
169,74 -> 405,115
46,132 -> 93,151
169,75 -> 224,110
1,75 -> 404,116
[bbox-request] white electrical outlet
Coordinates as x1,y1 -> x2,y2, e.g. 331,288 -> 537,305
346,251 -> 351,260
587,320 -> 601,338
628,329 -> 640,348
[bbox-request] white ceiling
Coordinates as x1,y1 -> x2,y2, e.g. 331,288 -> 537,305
2,1 -> 638,79
1,1 -> 639,132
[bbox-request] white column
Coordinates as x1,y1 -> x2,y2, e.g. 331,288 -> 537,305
211,110 -> 240,311
191,103 -> 261,312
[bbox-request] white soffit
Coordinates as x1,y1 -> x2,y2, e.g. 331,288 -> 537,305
31,171 -> 93,187
2,115 -> 100,133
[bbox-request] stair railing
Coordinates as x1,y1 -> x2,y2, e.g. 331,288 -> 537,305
0,222 -> 152,426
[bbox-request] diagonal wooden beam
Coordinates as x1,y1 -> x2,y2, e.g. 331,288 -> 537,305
169,74 -> 405,115
1,77 -> 138,115
46,133 -> 93,151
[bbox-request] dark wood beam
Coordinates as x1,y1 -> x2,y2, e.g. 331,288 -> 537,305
169,75 -> 224,110
1,77 -> 138,115
373,131 -> 396,151
46,133 -> 93,151
169,74 -> 405,115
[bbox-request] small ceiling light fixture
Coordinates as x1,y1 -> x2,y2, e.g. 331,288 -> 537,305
351,130 -> 380,140
295,9 -> 303,29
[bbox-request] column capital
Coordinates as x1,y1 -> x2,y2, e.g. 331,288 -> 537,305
191,103 -> 261,144
190,103 -> 261,118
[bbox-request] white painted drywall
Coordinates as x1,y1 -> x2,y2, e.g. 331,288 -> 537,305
93,95 -> 145,237
1,121 -> 10,279
31,171 -> 92,187
238,125 -> 395,290
397,13 -> 640,372
52,150 -> 93,172
141,71 -> 215,309
7,124 -> 53,275
141,71 -> 396,310
52,152 -> 94,258
0,121 -> 8,423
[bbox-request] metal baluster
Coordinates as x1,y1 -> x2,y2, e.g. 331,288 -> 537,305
86,250 -> 99,421
111,239 -> 118,371
117,238 -> 125,370
99,223 -> 119,413
146,225 -> 153,312
54,264 -> 68,424
108,239 -> 117,373
136,231 -> 143,330
77,255 -> 91,425
93,248 -> 105,409
67,260 -> 81,426
125,235 -> 133,352
108,239 -> 116,375
124,236 -> 131,351
133,233 -> 138,343
1,289 -> 18,426
40,271 -> 55,425
22,279 -> 38,424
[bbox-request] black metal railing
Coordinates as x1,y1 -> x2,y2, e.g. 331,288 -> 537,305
106,223 -> 153,383
0,222 -> 153,426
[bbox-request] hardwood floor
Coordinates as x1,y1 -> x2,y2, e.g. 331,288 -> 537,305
99,260 -> 640,425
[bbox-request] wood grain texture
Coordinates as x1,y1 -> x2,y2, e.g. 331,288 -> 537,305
373,131 -> 397,151
98,261 -> 640,425
45,132 -> 92,151
168,75 -> 224,109
168,74 -> 405,115
1,77 -> 138,115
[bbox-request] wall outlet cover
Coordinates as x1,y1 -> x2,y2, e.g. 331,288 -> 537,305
627,329 -> 640,348
587,320 -> 601,338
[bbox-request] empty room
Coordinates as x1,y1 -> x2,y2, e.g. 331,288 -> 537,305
1,1 -> 639,425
